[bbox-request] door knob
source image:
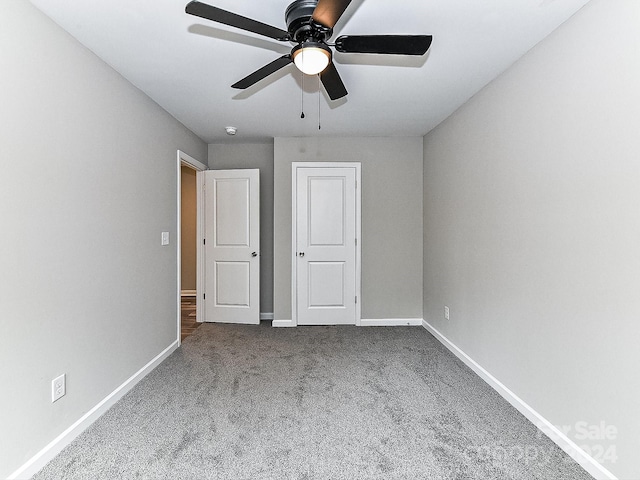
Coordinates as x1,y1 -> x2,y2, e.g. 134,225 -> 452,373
299,252 -> 305,257
252,252 -> 258,257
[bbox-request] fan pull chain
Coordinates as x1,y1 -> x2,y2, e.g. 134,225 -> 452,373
300,71 -> 305,119
318,75 -> 321,130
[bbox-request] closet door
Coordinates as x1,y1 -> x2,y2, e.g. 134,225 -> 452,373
295,165 -> 359,325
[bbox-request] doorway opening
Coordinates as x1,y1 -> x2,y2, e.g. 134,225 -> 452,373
177,150 -> 207,344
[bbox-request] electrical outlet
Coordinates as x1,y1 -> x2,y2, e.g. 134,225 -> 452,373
444,306 -> 450,320
52,374 -> 66,403
161,231 -> 170,246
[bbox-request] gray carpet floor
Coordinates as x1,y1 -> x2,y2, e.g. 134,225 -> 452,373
33,323 -> 593,479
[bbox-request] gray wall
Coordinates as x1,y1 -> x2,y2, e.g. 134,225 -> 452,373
274,137 -> 423,321
422,0 -> 639,478
181,166 -> 197,291
208,143 -> 275,314
0,2 -> 207,477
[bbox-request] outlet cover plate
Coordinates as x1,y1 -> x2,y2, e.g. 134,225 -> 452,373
52,374 -> 66,403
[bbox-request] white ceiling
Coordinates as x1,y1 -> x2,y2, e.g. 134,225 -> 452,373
30,0 -> 590,143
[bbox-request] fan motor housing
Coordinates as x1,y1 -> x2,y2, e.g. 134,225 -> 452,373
285,0 -> 331,42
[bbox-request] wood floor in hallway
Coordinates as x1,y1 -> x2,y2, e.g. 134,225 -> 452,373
181,296 -> 200,342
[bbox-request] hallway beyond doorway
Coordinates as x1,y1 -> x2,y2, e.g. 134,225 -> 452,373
181,296 -> 200,341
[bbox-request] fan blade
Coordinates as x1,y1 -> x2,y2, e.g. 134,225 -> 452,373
312,0 -> 353,29
231,55 -> 293,89
320,62 -> 348,100
186,1 -> 290,41
335,35 -> 433,55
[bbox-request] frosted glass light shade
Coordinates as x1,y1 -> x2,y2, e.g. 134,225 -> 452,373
293,45 -> 331,75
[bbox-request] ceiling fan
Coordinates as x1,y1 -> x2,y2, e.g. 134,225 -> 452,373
185,0 -> 433,100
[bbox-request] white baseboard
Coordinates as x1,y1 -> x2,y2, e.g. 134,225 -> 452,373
272,319 -> 296,328
360,318 -> 423,327
421,320 -> 617,480
180,290 -> 196,296
272,318 -> 424,328
8,341 -> 179,480
260,312 -> 274,321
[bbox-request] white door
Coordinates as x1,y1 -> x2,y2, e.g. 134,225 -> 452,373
295,165 -> 360,325
204,169 -> 260,324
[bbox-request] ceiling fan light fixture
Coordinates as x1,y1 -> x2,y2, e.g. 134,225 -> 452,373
292,42 -> 331,75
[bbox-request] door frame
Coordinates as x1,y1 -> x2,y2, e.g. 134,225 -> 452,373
291,162 -> 362,327
176,150 -> 207,345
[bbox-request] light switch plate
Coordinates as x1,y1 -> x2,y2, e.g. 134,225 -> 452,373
444,306 -> 450,320
161,232 -> 169,246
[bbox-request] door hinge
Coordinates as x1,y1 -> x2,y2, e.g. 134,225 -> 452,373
203,293 -> 206,300
203,238 -> 206,245
355,296 -> 358,304
355,238 -> 357,246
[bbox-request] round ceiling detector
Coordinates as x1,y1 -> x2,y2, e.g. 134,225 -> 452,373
225,126 -> 238,136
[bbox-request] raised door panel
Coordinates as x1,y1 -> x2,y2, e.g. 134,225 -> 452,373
308,177 -> 345,247
214,178 -> 250,247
